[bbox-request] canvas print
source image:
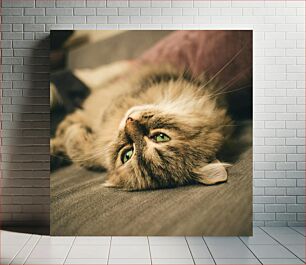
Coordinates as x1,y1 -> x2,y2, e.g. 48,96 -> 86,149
50,30 -> 253,236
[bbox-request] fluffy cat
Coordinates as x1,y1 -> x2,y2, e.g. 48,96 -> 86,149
51,66 -> 233,190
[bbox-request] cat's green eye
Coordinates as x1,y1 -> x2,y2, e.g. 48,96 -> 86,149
152,133 -> 170,143
121,148 -> 134,164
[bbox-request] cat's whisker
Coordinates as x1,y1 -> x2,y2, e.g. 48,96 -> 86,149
202,68 -> 250,106
211,84 -> 251,98
208,66 -> 250,97
52,148 -> 106,163
202,45 -> 246,89
51,154 -> 88,163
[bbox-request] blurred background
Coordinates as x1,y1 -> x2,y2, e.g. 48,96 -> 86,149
50,30 -> 172,135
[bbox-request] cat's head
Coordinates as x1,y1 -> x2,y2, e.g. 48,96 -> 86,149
103,95 -> 232,190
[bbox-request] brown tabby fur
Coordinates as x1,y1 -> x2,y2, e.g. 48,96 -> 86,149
51,66 -> 232,190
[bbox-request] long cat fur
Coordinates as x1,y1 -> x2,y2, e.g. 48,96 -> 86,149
51,65 -> 233,190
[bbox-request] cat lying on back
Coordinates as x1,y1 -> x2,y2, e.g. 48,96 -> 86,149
51,66 -> 232,190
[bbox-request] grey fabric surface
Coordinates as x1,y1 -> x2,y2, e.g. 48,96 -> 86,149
50,148 -> 252,236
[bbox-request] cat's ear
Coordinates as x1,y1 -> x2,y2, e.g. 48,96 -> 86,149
195,160 -> 231,185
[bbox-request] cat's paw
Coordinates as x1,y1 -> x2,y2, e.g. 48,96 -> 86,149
50,138 -> 65,156
64,123 -> 95,166
65,123 -> 93,148
50,138 -> 71,171
55,110 -> 86,137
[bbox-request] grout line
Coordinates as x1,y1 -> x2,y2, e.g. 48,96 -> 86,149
147,236 -> 153,265
238,236 -> 263,265
259,226 -> 305,264
202,237 -> 216,265
184,236 -> 196,265
107,236 -> 112,265
289,226 -> 305,237
8,234 -> 33,265
22,234 -> 42,264
63,236 -> 76,264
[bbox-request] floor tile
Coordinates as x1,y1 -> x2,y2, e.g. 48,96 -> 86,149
194,258 -> 215,264
1,228 -> 306,265
189,244 -> 212,258
248,244 -> 297,259
1,245 -> 22,259
262,227 -> 302,235
152,258 -> 194,264
273,234 -> 305,245
208,244 -> 256,259
74,236 -> 111,245
0,259 -> 11,265
109,259 -> 151,264
109,245 -> 150,259
65,258 -> 107,264
186,236 -> 205,245
21,234 -> 41,247
215,258 -> 261,264
286,245 -> 306,259
260,258 -> 305,264
11,235 -> 41,263
253,227 -> 266,235
28,245 -> 71,259
67,245 -> 109,259
150,245 -> 192,259
10,258 -> 25,265
149,236 -> 187,245
111,236 -> 148,245
1,231 -> 31,246
290,227 -> 306,236
37,236 -> 75,245
240,234 -> 278,245
204,237 -> 242,246
25,258 -> 65,264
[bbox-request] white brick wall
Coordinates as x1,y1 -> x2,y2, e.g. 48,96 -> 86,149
0,0 -> 305,227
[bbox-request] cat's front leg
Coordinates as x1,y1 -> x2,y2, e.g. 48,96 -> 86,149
63,123 -> 103,170
55,110 -> 87,138
51,110 -> 104,170
51,110 -> 87,159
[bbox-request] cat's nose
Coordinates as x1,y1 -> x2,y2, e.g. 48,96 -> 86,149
126,117 -> 134,124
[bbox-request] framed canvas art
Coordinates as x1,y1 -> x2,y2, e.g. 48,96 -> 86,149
50,30 -> 253,236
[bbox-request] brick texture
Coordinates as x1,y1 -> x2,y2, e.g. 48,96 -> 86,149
0,0 -> 305,227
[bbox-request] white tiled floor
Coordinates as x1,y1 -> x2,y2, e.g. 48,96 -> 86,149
1,227 -> 305,265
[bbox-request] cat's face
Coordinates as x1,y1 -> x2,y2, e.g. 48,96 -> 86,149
104,103 -> 231,190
